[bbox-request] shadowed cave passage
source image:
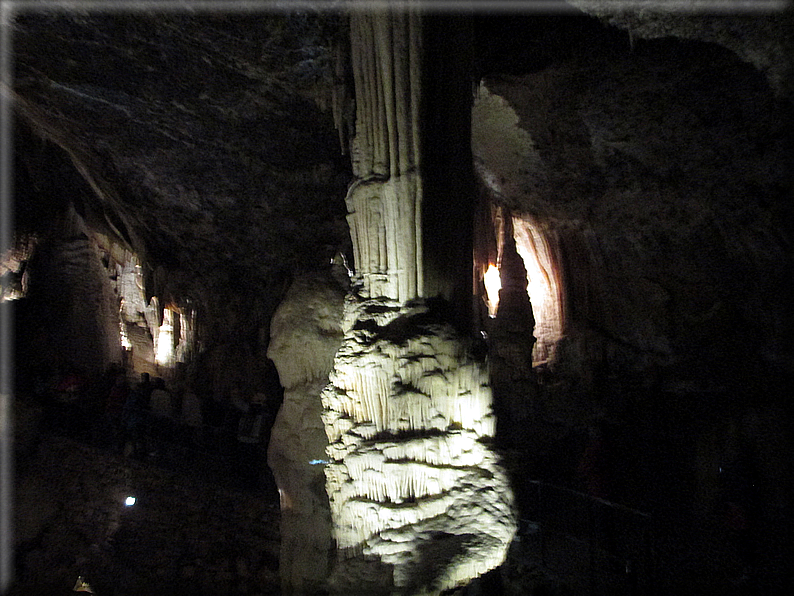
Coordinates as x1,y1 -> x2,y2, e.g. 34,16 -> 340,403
5,5 -> 793,596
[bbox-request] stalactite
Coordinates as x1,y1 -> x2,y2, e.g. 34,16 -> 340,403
408,11 -> 422,174
375,14 -> 398,180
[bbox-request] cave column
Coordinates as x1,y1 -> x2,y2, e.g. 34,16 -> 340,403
343,10 -> 475,326
318,8 -> 515,596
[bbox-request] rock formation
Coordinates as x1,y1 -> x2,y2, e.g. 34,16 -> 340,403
341,10 -> 422,304
317,9 -> 516,595
321,297 -> 516,595
6,5 -> 792,595
266,272 -> 347,594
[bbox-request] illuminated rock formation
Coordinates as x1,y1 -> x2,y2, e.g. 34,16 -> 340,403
337,10 -> 476,318
342,9 -> 423,304
267,272 -> 347,594
320,11 -> 516,594
472,85 -> 565,367
345,173 -> 421,303
511,214 -> 565,366
321,298 -> 516,595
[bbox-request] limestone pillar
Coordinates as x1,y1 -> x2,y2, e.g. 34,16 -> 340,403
322,298 -> 516,595
322,9 -> 516,595
341,11 -> 475,324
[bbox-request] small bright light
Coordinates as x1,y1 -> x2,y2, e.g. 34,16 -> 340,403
125,496 -> 136,506
483,264 -> 501,317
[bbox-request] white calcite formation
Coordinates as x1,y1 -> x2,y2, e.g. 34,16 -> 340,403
324,11 -> 514,594
322,297 -> 516,595
267,272 -> 348,594
340,11 -> 424,306
345,173 -> 421,304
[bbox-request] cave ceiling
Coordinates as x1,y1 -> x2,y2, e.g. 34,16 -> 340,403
9,4 -> 792,329
12,10 -> 352,306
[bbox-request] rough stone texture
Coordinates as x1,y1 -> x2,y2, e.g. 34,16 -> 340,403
567,0 -> 794,98
14,8 -> 789,400
20,205 -> 122,378
266,271 -> 347,594
6,7 -> 793,595
320,14 -> 514,593
472,38 -> 792,392
11,8 -> 792,387
466,19 -> 792,593
321,297 -> 516,595
12,11 -> 352,393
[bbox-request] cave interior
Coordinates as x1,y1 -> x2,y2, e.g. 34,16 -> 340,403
2,2 -> 793,595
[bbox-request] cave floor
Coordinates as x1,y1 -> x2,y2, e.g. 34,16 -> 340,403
11,395 -> 784,595
11,399 -> 282,596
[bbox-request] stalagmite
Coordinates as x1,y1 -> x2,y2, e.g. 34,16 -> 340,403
320,9 -> 515,595
267,272 -> 347,595
322,298 -> 516,595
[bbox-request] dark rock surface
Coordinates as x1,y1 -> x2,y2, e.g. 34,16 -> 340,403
11,7 -> 791,388
13,11 -> 351,317
480,36 -> 792,387
11,399 -> 281,596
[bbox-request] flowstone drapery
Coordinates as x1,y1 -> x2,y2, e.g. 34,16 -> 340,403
321,298 -> 516,595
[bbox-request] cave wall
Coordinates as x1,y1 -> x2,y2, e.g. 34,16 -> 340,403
473,37 -> 792,400
21,206 -> 121,379
470,28 -> 792,592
